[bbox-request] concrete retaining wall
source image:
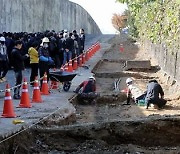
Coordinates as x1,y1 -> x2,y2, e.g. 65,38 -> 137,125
143,40 -> 180,82
0,0 -> 101,34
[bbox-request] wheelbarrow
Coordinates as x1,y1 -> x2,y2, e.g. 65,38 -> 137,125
49,71 -> 76,92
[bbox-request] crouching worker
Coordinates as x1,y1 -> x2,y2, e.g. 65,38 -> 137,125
124,78 -> 146,105
145,80 -> 167,109
74,76 -> 99,104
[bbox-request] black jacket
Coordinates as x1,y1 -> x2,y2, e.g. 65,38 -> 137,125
145,81 -> 164,101
79,33 -> 85,50
65,37 -> 74,51
11,48 -> 27,71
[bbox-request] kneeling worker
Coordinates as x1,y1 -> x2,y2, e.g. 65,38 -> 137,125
125,78 -> 146,105
74,76 -> 98,104
145,80 -> 167,109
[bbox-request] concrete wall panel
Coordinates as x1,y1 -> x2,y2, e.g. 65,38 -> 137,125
0,0 -> 101,34
144,40 -> 180,82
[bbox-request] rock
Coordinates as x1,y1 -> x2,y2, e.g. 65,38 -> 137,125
124,60 -> 151,70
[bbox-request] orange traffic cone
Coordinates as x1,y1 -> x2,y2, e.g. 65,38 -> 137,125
64,63 -> 68,72
68,59 -> 73,72
50,68 -> 58,89
92,45 -> 95,55
32,77 -> 43,103
82,53 -> 86,64
89,48 -> 92,58
95,42 -> 99,53
73,56 -> 78,70
98,42 -> 101,50
2,84 -> 16,118
85,51 -> 89,61
18,78 -> 32,108
41,73 -> 49,95
60,65 -> 64,71
79,54 -> 82,67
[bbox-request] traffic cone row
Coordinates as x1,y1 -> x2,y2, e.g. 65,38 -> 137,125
59,42 -> 101,72
1,73 -> 50,118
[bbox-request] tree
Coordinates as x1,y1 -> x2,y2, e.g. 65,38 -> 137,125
111,14 -> 127,32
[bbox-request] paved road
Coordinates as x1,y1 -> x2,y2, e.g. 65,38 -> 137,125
0,34 -> 114,141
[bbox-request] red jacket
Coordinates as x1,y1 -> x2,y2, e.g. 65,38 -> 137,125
76,80 -> 96,93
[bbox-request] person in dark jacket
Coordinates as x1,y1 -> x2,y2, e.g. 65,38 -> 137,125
49,36 -> 58,67
11,40 -> 29,99
62,33 -> 74,65
57,32 -> 64,67
72,30 -> 81,58
74,76 -> 98,104
5,32 -> 14,68
79,28 -> 85,54
145,80 -> 167,109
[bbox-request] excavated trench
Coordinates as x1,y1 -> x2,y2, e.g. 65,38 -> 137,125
1,37 -> 180,153
1,59 -> 180,154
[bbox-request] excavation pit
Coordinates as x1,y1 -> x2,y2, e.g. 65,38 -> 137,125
1,35 -> 180,153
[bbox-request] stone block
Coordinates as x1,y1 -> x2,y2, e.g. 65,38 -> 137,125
124,60 -> 151,70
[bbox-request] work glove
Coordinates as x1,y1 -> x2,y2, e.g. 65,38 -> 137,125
48,57 -> 54,65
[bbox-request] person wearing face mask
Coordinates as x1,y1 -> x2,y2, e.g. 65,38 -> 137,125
0,36 -> 9,82
38,37 -> 54,87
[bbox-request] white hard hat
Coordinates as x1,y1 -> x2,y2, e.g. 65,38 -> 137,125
0,36 -> 5,42
89,76 -> 95,81
126,78 -> 133,84
63,33 -> 68,38
42,37 -> 50,43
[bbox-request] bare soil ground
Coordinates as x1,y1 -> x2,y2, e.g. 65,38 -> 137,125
94,34 -> 180,119
46,34 -> 180,154
3,34 -> 180,154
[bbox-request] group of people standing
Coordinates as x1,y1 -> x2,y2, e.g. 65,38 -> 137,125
0,29 -> 85,99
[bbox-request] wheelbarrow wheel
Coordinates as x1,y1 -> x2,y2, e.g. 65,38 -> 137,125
63,81 -> 71,92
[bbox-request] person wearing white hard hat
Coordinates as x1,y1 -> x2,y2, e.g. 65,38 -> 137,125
38,37 -> 54,87
126,78 -> 133,85
0,36 -> 9,82
74,76 -> 99,104
124,78 -> 145,105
